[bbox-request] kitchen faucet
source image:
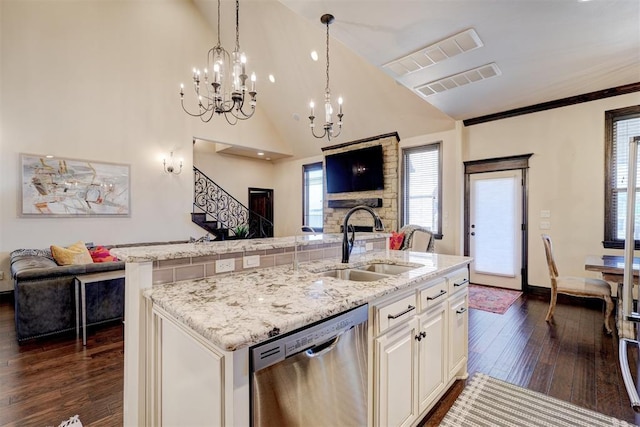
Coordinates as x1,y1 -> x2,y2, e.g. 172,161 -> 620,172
342,206 -> 384,263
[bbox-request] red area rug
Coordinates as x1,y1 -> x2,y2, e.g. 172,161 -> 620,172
468,284 -> 522,314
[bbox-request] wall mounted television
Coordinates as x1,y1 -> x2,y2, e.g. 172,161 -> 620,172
325,145 -> 384,194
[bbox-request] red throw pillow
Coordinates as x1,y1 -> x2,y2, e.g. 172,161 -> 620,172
89,246 -> 118,263
389,231 -> 405,250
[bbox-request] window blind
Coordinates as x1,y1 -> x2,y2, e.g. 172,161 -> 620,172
402,143 -> 441,233
605,106 -> 640,248
613,114 -> 640,240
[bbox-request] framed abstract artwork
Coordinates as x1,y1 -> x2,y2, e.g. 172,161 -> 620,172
20,153 -> 131,217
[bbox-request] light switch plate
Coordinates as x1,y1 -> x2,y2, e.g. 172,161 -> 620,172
243,255 -> 260,268
540,210 -> 551,218
216,259 -> 235,273
366,243 -> 373,251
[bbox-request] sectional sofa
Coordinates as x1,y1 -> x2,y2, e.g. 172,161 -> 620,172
10,240 -> 186,342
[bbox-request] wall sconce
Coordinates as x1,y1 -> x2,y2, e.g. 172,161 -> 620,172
163,152 -> 183,175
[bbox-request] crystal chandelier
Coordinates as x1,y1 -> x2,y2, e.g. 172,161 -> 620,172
309,14 -> 343,141
180,0 -> 257,125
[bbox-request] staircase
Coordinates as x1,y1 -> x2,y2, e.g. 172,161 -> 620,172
192,167 -> 274,240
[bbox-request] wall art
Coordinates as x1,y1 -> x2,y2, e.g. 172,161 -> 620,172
20,153 -> 131,217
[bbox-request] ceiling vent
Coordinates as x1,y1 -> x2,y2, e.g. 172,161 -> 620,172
383,29 -> 483,77
414,63 -> 502,97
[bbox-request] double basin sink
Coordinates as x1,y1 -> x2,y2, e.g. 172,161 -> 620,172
319,262 -> 418,282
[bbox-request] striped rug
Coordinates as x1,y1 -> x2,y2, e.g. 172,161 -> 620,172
441,373 -> 635,426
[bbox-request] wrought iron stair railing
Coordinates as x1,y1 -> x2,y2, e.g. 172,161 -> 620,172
192,166 -> 274,239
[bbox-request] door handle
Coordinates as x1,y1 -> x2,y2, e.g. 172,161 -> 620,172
456,307 -> 468,314
470,232 -> 475,236
414,331 -> 426,342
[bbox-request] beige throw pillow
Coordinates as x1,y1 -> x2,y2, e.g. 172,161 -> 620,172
51,241 -> 94,265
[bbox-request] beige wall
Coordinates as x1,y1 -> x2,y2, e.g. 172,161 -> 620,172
193,140 -> 275,209
272,154 -> 323,237
0,0 -> 283,292
399,126 -> 464,256
463,92 -> 640,289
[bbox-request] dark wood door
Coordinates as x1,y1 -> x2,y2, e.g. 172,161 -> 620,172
248,188 -> 274,237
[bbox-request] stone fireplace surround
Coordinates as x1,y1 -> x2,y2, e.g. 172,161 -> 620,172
321,132 -> 399,234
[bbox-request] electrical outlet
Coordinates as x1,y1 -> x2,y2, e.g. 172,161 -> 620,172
365,243 -> 373,251
539,221 -> 551,230
540,210 -> 551,218
216,259 -> 235,273
0,271 -> 4,280
243,255 -> 260,268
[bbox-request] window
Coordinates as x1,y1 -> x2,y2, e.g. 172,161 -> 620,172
604,106 -> 640,249
303,162 -> 323,231
402,143 -> 442,235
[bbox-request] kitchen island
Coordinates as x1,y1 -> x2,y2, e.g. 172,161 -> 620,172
112,234 -> 471,427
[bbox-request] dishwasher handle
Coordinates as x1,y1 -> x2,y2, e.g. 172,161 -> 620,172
305,332 -> 343,358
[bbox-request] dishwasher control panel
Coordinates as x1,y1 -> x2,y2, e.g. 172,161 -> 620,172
251,304 -> 368,372
285,316 -> 354,356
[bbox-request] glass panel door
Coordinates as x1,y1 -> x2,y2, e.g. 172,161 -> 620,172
469,170 -> 522,290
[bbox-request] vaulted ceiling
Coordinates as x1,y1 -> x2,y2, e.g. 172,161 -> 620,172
191,0 -> 640,159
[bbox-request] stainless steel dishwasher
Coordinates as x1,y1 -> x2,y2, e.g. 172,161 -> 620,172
251,304 -> 368,427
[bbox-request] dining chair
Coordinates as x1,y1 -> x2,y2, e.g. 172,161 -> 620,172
541,234 -> 614,334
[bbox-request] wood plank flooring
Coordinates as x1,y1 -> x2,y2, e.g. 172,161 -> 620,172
1,291 -> 638,426
420,292 -> 640,426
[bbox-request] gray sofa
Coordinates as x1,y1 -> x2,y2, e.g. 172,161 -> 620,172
10,240 -> 186,342
10,248 -> 125,342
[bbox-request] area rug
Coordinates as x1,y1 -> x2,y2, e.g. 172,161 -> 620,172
468,284 -> 522,314
441,373 -> 635,426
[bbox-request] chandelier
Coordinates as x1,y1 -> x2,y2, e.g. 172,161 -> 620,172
309,14 -> 343,141
180,0 -> 257,124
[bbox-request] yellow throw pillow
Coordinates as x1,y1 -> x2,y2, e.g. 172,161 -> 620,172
51,241 -> 94,265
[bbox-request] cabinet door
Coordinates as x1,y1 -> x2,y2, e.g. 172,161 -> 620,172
417,303 -> 447,414
375,319 -> 418,427
448,292 -> 469,379
160,316 -> 224,427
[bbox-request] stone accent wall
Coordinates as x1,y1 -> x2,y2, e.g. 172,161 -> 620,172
322,133 -> 399,233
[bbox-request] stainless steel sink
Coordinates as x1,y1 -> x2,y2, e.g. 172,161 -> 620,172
357,263 -> 417,275
319,268 -> 388,282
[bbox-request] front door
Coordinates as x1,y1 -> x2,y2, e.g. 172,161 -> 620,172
469,170 -> 523,290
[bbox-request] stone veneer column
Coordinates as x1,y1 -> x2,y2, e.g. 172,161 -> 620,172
322,132 -> 399,233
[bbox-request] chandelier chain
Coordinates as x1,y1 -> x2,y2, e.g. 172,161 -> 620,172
325,20 -> 330,94
235,0 -> 240,52
216,0 -> 222,48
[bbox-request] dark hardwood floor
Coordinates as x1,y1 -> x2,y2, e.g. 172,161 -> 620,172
0,294 -> 123,427
1,291 -> 638,426
421,292 -> 640,426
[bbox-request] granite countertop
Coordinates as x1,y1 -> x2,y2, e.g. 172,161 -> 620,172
145,249 -> 471,351
110,232 -> 388,262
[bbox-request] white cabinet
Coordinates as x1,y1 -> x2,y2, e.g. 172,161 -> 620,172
417,304 -> 447,414
448,290 -> 469,379
373,267 -> 469,427
154,309 -> 225,427
374,317 -> 419,427
446,268 -> 469,380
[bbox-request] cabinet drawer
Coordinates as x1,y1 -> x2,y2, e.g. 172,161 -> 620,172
376,293 -> 418,335
447,269 -> 469,295
418,279 -> 448,311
